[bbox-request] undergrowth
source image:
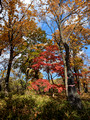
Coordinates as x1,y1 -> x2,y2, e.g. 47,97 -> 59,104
0,91 -> 90,120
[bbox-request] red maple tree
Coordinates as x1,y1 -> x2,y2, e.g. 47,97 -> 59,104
29,45 -> 83,94
31,45 -> 64,77
28,79 -> 65,93
28,45 -> 65,93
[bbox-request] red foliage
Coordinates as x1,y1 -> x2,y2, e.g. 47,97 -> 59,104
77,90 -> 81,95
73,73 -> 82,76
31,45 -> 64,77
29,79 -> 65,93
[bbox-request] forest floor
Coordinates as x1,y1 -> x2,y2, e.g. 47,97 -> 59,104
0,91 -> 90,120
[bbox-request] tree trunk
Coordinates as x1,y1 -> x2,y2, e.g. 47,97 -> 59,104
5,46 -> 13,93
47,67 -> 50,82
0,49 -> 3,56
64,43 -> 82,109
58,44 -> 68,97
34,70 -> 39,79
61,50 -> 68,97
25,76 -> 28,89
0,0 -> 3,14
0,84 -> 1,91
74,68 -> 80,92
83,82 -> 88,93
50,73 -> 54,84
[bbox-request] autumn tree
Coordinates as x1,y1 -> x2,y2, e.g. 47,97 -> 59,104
30,45 -> 64,83
69,35 -> 84,92
13,27 -> 48,87
28,45 -> 65,95
35,0 -> 90,108
0,0 -> 37,92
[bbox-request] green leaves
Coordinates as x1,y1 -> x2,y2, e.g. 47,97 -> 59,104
13,26 -> 48,82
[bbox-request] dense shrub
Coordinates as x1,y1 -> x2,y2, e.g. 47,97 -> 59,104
0,92 -> 90,120
28,79 -> 65,94
0,94 -> 36,120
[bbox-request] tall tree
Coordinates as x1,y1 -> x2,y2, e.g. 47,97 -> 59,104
0,0 -> 36,92
31,45 -> 64,82
13,27 -> 48,87
35,0 -> 89,108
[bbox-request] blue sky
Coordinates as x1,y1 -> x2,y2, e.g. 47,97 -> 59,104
84,45 -> 90,66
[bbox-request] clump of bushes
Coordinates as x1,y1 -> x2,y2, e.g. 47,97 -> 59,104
0,94 -> 37,120
0,91 -> 90,120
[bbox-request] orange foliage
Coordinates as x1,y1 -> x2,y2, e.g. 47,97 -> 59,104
0,0 -> 37,51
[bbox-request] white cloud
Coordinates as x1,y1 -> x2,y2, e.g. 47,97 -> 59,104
20,0 -> 40,5
77,50 -> 85,57
20,0 -> 31,4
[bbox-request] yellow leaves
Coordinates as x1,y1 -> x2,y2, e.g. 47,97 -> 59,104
30,43 -> 45,51
0,70 -> 7,78
82,68 -> 88,73
29,80 -> 32,85
70,56 -> 83,70
36,43 -> 45,47
87,40 -> 90,44
22,42 -> 27,46
70,36 -> 73,40
1,0 -> 38,50
26,68 -> 33,74
70,59 -> 74,67
31,46 -> 38,50
75,0 -> 85,6
26,68 -> 35,76
74,39 -> 78,42
27,10 -> 32,16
